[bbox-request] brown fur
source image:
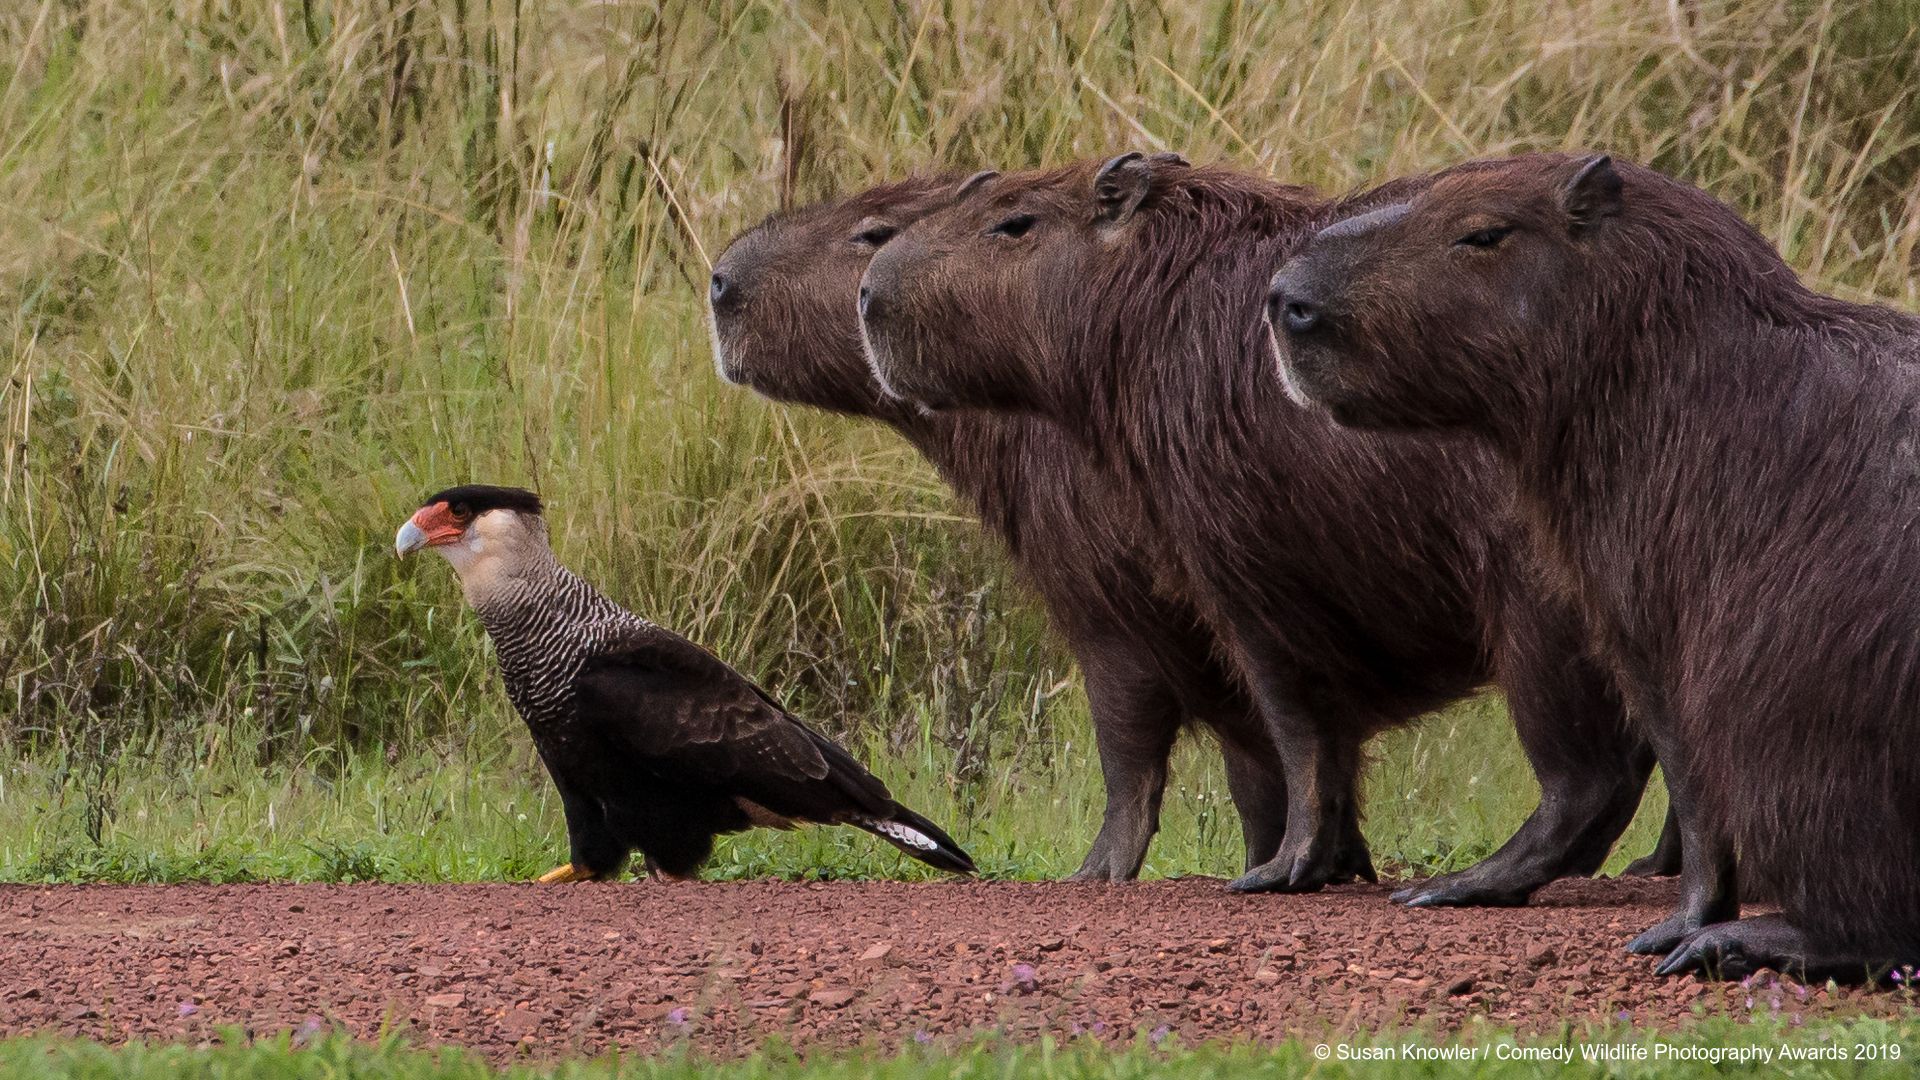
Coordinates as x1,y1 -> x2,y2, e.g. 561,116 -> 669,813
1271,152 -> 1920,979
860,157 -> 1672,900
710,179 -> 1290,881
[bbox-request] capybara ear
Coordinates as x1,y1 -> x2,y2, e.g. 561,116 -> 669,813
956,170 -> 1000,200
1093,152 -> 1155,225
1146,152 -> 1190,167
1563,155 -> 1623,236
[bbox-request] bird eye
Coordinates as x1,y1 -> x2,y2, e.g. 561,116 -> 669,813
451,503 -> 472,520
1454,226 -> 1512,249
851,223 -> 897,246
987,214 -> 1036,239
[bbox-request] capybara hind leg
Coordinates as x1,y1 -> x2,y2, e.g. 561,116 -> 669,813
1216,724 -> 1289,872
1657,914 -> 1891,983
1620,805 -> 1683,878
1069,664 -> 1181,882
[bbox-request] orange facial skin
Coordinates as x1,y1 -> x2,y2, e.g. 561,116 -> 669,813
395,501 -> 468,556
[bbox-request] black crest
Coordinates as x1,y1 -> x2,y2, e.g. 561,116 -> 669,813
422,485 -> 545,517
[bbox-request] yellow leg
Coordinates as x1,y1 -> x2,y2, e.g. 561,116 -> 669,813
536,862 -> 593,883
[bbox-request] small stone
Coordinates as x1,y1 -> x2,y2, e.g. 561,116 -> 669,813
810,988 -> 857,1008
860,942 -> 893,963
1254,969 -> 1281,985
1525,943 -> 1558,969
424,994 -> 465,1008
1448,977 -> 1477,996
1037,937 -> 1065,952
1093,959 -> 1114,973
1206,939 -> 1232,953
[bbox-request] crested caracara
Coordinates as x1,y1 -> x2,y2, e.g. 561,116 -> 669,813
396,484 -> 976,881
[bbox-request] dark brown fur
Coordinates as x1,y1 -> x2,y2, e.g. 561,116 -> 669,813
861,156 -> 1675,901
710,179 -> 1290,881
1271,152 -> 1920,980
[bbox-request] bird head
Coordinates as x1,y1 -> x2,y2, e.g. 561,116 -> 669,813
396,485 -> 549,595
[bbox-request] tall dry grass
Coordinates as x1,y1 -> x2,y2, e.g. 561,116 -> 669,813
0,0 -> 1914,869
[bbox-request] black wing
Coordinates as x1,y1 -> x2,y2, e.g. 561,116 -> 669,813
571,623 -> 897,822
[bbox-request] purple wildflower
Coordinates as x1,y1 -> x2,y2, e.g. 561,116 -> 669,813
1070,1021 -> 1084,1036
1093,1021 -> 1106,1034
666,1007 -> 689,1026
176,1002 -> 198,1018
913,1029 -> 932,1045
1150,1024 -> 1169,1046
1616,1011 -> 1630,1022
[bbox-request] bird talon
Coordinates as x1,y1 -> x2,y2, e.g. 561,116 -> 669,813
536,862 -> 592,883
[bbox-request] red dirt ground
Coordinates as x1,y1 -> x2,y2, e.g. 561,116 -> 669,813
1,878 -> 1909,1059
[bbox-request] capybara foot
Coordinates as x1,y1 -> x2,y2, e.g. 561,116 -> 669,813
1627,910 -> 1702,955
1227,843 -> 1375,894
1391,870 -> 1532,908
1066,862 -> 1136,883
1066,834 -> 1147,883
1656,914 -> 1890,983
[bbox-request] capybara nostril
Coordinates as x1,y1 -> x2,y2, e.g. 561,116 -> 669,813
858,285 -> 874,318
709,272 -> 734,311
1281,298 -> 1320,336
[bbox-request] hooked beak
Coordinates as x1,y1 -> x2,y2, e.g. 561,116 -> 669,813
395,502 -> 464,556
395,519 -> 429,556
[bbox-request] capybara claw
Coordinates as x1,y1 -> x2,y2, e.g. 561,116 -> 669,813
1393,876 -> 1530,909
1654,928 -> 1761,980
1227,859 -> 1297,893
1626,913 -> 1694,955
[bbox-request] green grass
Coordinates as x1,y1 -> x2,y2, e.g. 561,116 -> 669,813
0,694 -> 1668,884
0,0 -> 1895,884
5,1018 -> 1919,1078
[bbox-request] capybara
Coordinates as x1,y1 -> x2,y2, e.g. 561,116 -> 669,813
1269,151 -> 1920,980
860,154 -> 1677,903
709,175 -> 1291,881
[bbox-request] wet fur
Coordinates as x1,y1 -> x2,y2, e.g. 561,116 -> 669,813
710,181 -> 1287,881
861,159 -> 1667,899
1274,152 -> 1920,973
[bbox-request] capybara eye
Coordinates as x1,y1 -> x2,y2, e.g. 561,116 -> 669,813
1454,226 -> 1513,249
987,214 -> 1036,239
851,224 -> 897,246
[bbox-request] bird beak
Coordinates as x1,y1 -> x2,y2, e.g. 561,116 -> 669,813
395,520 -> 430,556
395,502 -> 463,556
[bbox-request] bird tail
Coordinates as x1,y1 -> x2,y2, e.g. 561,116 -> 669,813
855,804 -> 976,875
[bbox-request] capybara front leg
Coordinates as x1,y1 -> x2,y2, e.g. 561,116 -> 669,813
1627,720 -> 1737,954
1214,721 -> 1290,873
1227,696 -> 1373,894
1069,659 -> 1181,882
1396,644 -> 1653,907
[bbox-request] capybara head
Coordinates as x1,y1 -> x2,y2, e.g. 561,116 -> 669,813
708,173 -> 992,416
1267,152 -> 1814,436
861,152 -> 1242,418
